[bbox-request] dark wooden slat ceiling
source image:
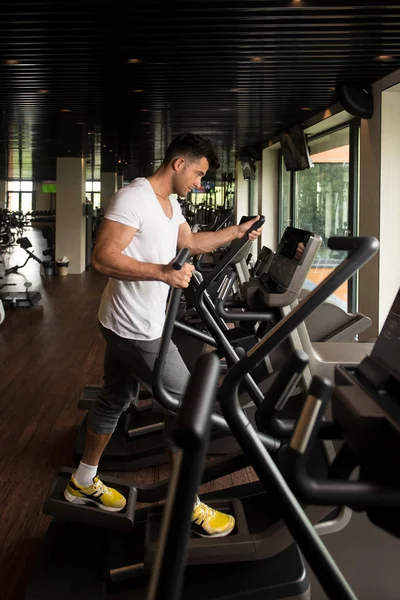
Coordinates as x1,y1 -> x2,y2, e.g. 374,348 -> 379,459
1,0 -> 400,180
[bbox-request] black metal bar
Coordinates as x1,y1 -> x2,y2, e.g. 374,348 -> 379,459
147,353 -> 220,600
217,236 -> 379,600
173,249 -> 190,269
152,252 -> 280,453
173,320 -> 217,348
348,118 -> 361,313
196,215 -> 265,300
215,272 -> 275,322
196,289 -> 266,408
152,282 -> 279,453
192,272 -> 229,333
257,349 -> 309,430
282,377 -> 400,508
219,373 -> 357,600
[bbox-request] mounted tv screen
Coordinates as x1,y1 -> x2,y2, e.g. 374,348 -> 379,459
279,124 -> 314,172
42,181 -> 56,193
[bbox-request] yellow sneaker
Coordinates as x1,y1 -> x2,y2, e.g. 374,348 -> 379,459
191,500 -> 235,538
64,475 -> 126,512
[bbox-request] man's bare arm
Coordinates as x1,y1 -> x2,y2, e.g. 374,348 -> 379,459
177,216 -> 262,255
91,219 -> 193,287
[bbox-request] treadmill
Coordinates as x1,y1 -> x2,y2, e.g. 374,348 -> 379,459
25,234 -> 378,600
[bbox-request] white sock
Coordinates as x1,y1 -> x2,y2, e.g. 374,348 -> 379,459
74,461 -> 98,487
193,495 -> 200,511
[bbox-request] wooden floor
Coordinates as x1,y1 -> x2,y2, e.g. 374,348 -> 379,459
0,234 -> 256,600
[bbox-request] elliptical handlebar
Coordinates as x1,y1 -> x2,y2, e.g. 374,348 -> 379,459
215,270 -> 275,322
173,248 -> 190,270
152,245 -> 281,453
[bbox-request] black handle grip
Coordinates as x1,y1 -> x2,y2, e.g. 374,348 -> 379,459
216,272 -> 275,322
174,353 -> 220,451
308,374 -> 334,403
248,215 -> 265,233
173,248 -> 190,270
328,236 -> 379,254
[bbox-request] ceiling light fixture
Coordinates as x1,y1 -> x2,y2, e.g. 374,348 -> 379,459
251,56 -> 263,63
38,89 -> 49,94
301,107 -> 311,111
4,59 -> 19,65
376,55 -> 394,61
60,109 -> 71,113
133,89 -> 144,93
140,108 -> 149,112
230,88 -> 241,92
127,58 -> 141,64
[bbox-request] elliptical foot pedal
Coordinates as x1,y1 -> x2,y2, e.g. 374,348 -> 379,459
144,497 -> 251,566
43,467 -> 137,532
78,384 -> 101,409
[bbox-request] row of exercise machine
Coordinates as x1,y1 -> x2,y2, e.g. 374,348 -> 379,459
25,217 -> 400,599
0,209 -> 54,311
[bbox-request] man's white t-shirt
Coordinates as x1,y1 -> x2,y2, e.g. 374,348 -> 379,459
98,177 -> 186,340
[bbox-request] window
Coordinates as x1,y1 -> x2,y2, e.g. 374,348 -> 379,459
7,181 -> 33,212
86,181 -> 101,209
278,121 -> 360,311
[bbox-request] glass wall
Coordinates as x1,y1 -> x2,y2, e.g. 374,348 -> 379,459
295,127 -> 350,309
279,122 -> 359,311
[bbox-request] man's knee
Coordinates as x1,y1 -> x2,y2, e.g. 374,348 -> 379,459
87,393 -> 130,435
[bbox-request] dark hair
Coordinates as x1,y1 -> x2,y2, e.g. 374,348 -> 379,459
163,132 -> 220,170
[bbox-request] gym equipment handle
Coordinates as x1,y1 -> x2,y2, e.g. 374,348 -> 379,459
328,235 -> 374,253
148,352 -> 220,600
257,349 -> 309,431
216,271 -> 275,322
173,352 -> 219,451
173,247 -> 190,270
247,214 -> 266,233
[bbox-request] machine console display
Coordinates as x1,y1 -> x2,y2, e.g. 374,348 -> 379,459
259,227 -> 312,293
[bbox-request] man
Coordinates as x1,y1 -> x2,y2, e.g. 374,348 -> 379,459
64,132 -> 262,537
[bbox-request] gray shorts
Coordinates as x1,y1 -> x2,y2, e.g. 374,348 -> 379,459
87,323 -> 190,448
